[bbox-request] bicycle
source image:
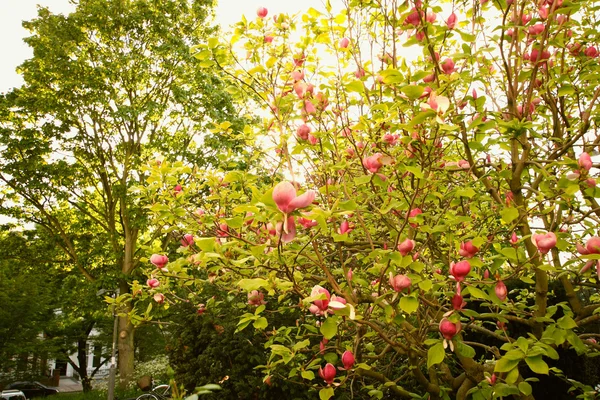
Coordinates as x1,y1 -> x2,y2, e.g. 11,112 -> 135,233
135,383 -> 171,400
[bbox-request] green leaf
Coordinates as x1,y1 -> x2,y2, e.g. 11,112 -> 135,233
293,339 -> 311,351
238,278 -> 269,291
319,387 -> 335,400
518,381 -> 533,395
401,85 -> 424,99
495,357 -> 520,372
557,315 -> 577,330
320,316 -> 338,340
301,370 -> 315,380
501,207 -> 520,223
455,341 -> 476,358
466,286 -> 489,300
399,295 -> 419,314
253,317 -> 268,330
427,342 -> 445,368
405,165 -> 424,179
525,355 -> 549,374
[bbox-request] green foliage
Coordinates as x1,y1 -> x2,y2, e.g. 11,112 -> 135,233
167,293 -> 312,400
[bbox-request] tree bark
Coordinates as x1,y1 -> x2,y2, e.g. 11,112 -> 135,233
118,278 -> 135,389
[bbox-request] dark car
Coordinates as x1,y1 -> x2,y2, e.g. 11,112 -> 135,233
4,382 -> 58,399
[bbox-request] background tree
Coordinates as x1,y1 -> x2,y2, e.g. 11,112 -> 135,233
0,0 -> 247,386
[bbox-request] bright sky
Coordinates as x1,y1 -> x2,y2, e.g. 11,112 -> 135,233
0,0 -> 335,93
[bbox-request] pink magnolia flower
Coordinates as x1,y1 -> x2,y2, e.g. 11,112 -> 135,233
398,239 -> 416,256
147,278 -> 160,288
311,285 -> 331,312
272,182 -> 315,213
579,152 -> 593,171
389,274 -> 412,292
450,261 -> 471,282
578,237 -> 600,255
339,37 -> 350,48
275,216 -> 297,243
256,6 -> 268,18
338,220 -> 353,235
495,280 -> 508,301
197,304 -> 206,315
342,350 -> 355,370
217,222 -> 229,237
405,8 -> 423,26
439,318 -> 461,340
248,290 -> 267,306
459,241 -> 479,258
441,58 -> 456,74
153,293 -> 165,304
304,99 -> 316,114
296,124 -> 311,140
318,363 -> 336,385
264,35 -> 274,43
180,234 -> 194,247
173,184 -> 182,195
297,217 -> 318,229
382,133 -> 399,145
150,254 -> 169,269
446,12 -> 457,29
585,46 -> 599,58
408,208 -> 422,227
528,23 -> 545,36
363,153 -> 384,173
532,232 -> 557,254
308,134 -> 318,145
451,293 -> 466,310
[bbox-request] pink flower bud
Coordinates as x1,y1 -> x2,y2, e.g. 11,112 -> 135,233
586,237 -> 600,254
439,318 -> 460,340
451,293 -> 466,310
347,268 -> 353,281
495,280 -> 508,301
147,278 -> 160,288
446,12 -> 457,29
355,68 -> 366,78
338,220 -> 353,235
389,274 -> 412,292
423,73 -> 435,83
405,8 -> 422,26
297,217 -> 318,229
257,6 -> 268,18
197,304 -> 206,315
264,35 -> 274,43
304,100 -> 316,114
450,261 -> 471,282
426,11 -> 436,23
510,232 -> 519,246
579,152 -> 593,171
528,23 -> 545,35
153,293 -> 165,304
174,184 -> 182,195
587,178 -> 597,187
538,5 -> 549,19
458,241 -> 479,258
531,232 -> 557,254
342,350 -> 355,370
296,124 -> 311,140
585,46 -> 599,58
150,254 -> 169,269
484,269 -> 490,279
398,239 -> 416,256
441,58 -> 456,74
339,37 -> 350,48
181,234 -> 194,247
318,363 -> 336,385
248,290 -> 266,306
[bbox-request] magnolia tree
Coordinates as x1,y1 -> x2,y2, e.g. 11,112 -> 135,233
134,0 -> 600,398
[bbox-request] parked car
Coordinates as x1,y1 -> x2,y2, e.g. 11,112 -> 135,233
0,390 -> 27,400
4,382 -> 58,398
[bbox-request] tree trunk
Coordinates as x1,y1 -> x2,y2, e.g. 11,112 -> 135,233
118,278 -> 135,389
75,338 -> 93,393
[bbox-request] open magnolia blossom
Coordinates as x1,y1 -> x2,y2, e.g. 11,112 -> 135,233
272,181 -> 315,214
